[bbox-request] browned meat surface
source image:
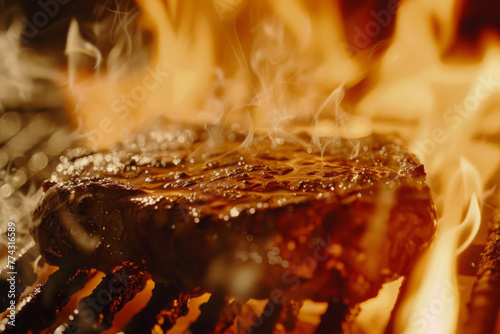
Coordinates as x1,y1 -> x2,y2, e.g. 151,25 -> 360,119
31,121 -> 436,304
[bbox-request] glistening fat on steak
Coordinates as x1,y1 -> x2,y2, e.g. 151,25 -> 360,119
31,122 -> 436,304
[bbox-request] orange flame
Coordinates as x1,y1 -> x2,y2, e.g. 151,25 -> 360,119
394,158 -> 482,334
59,0 -> 500,332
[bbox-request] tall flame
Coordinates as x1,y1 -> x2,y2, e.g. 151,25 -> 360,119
354,0 -> 498,332
2,0 -> 500,332
395,158 -> 482,334
65,0 -> 367,149
62,1 -> 500,332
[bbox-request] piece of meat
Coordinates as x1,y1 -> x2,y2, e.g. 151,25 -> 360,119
31,121 -> 436,304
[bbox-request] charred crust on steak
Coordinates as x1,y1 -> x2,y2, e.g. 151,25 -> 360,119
31,122 -> 436,304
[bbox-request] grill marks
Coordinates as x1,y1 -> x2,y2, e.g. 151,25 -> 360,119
1,266 -> 90,334
122,284 -> 180,333
189,293 -> 228,334
22,124 -> 437,333
1,268 -> 339,334
62,263 -> 147,334
314,299 -> 350,334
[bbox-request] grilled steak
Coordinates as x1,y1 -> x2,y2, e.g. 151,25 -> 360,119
31,121 -> 436,304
